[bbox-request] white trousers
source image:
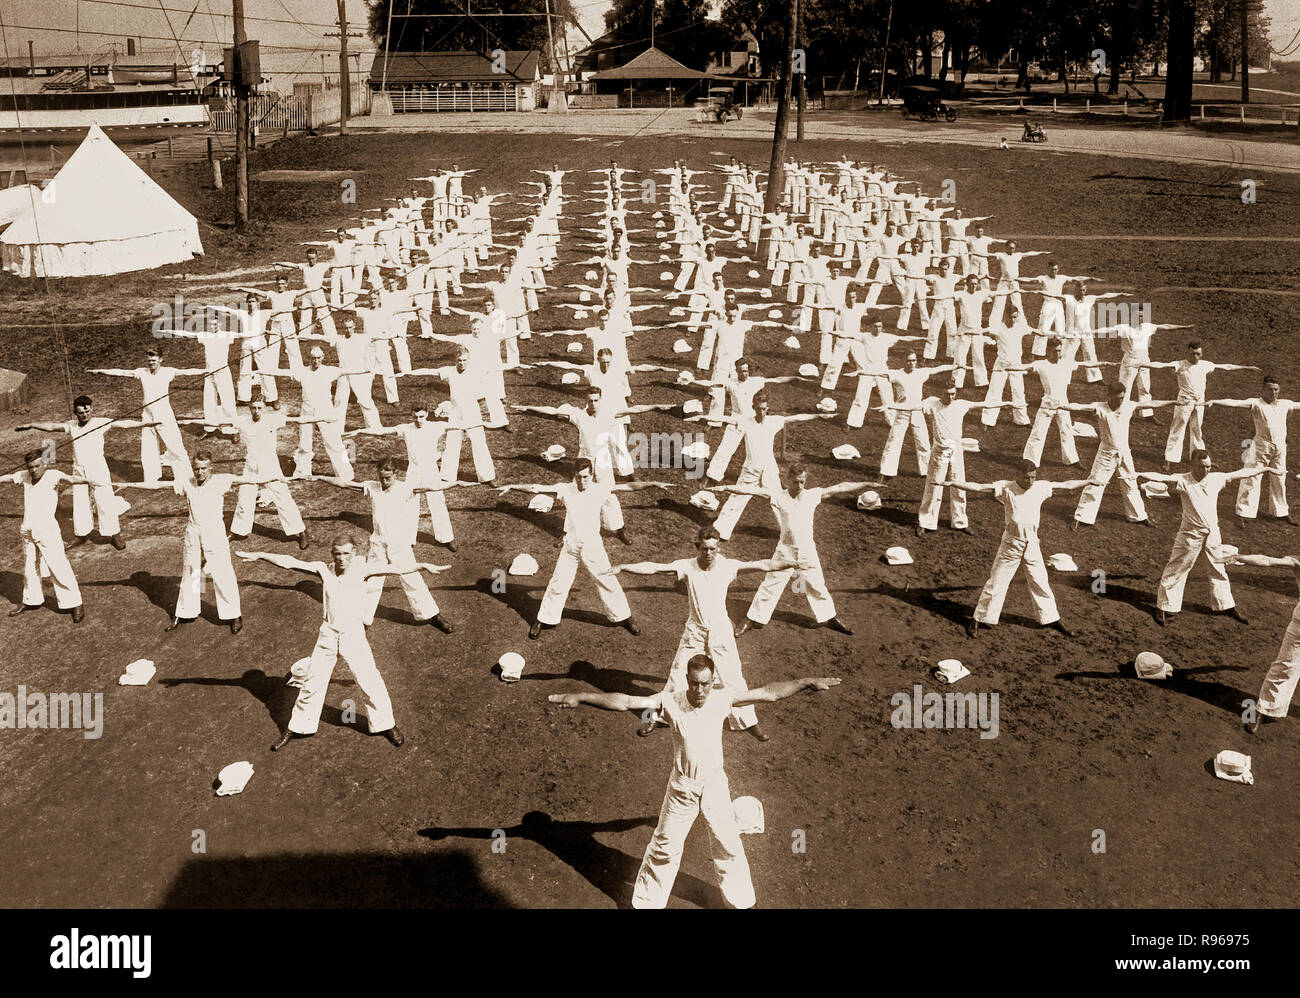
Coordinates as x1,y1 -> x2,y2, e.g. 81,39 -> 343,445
140,418 -> 192,483
848,375 -> 892,429
706,425 -> 744,482
232,480 -> 305,538
203,368 -> 238,429
665,629 -> 756,730
1164,402 -> 1205,464
176,524 -> 241,620
981,367 -> 1029,426
953,334 -> 988,388
881,410 -> 930,477
746,545 -> 835,625
334,374 -> 382,429
1235,440 -> 1287,518
631,769 -> 755,909
71,482 -> 124,537
536,536 -> 630,626
20,527 -> 81,609
294,418 -> 354,479
1258,615 -> 1300,718
441,425 -> 495,483
974,532 -> 1059,626
925,302 -> 958,359
1074,446 -> 1146,525
364,537 -> 437,624
1157,530 -> 1233,614
919,444 -> 967,530
288,623 -> 396,735
1024,404 -> 1078,465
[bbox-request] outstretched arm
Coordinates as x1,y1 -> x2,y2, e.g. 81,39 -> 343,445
941,479 -> 997,495
820,480 -> 884,498
308,475 -> 367,492
547,691 -> 659,712
609,561 -> 677,575
234,551 -> 318,575
732,676 -> 842,707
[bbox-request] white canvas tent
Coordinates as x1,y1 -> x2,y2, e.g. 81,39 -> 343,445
0,124 -> 203,278
0,184 -> 44,231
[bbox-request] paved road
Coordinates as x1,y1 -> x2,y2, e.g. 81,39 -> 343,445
352,107 -> 1300,175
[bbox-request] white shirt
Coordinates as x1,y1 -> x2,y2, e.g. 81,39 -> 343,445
176,473 -> 236,546
64,417 -> 112,480
560,404 -> 618,462
654,688 -> 733,782
739,414 -> 787,476
12,469 -> 69,533
317,561 -> 371,633
138,367 -> 179,420
1174,359 -> 1213,404
890,368 -> 945,408
1174,472 -> 1229,537
1249,399 -> 1298,448
771,487 -> 823,560
298,365 -> 343,418
364,479 -> 418,548
558,481 -> 611,545
234,412 -> 287,477
923,398 -> 977,447
1091,400 -> 1137,453
990,323 -> 1031,367
399,422 -> 448,478
335,332 -> 377,372
992,480 -> 1056,541
673,555 -> 740,637
1029,359 -> 1076,404
439,367 -> 484,428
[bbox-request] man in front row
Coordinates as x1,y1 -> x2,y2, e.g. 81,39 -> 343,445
548,654 -> 841,909
238,534 -> 450,751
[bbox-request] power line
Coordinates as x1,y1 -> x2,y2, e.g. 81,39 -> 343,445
72,0 -> 338,30
0,21 -> 354,50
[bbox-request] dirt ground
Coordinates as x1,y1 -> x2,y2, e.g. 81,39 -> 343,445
1,125 -> 1298,908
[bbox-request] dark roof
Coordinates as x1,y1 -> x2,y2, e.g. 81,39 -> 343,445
589,46 -> 709,81
368,50 -> 540,85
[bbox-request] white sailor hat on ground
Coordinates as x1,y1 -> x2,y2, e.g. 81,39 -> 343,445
1141,480 -> 1170,498
747,268 -> 759,278
672,338 -> 691,353
118,659 -> 156,686
683,399 -> 704,415
579,290 -> 591,303
659,271 -> 674,281
215,761 -> 255,797
724,218 -> 737,228
659,241 -> 672,250
831,443 -> 860,460
573,309 -> 588,321
934,659 -> 970,684
783,335 -> 801,349
856,490 -> 882,511
760,288 -> 772,299
769,309 -> 784,320
732,796 -> 765,834
527,494 -> 555,514
560,372 -> 580,385
961,437 -> 980,452
1072,422 -> 1098,438
817,398 -> 838,413
1212,750 -> 1254,785
509,553 -> 540,576
542,444 -> 566,462
676,369 -> 695,385
884,546 -> 913,566
691,490 -> 720,511
798,363 -> 818,376
683,439 -> 710,460
1134,651 -> 1172,680
566,340 -> 584,353
584,269 -> 598,281
1047,553 -> 1078,572
498,652 -> 525,683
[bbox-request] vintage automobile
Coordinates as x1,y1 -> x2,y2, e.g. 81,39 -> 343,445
698,87 -> 744,123
900,85 -> 957,122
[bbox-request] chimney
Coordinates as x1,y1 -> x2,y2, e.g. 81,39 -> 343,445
28,40 -> 34,74
127,38 -> 136,56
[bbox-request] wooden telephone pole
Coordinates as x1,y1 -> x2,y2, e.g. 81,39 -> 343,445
1240,0 -> 1249,104
232,0 -> 249,227
795,0 -> 805,141
760,0 -> 799,260
325,1 -> 364,134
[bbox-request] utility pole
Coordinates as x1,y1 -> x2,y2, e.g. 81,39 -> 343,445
879,0 -> 894,104
232,0 -> 249,228
1240,0 -> 1249,104
326,3 -> 366,132
760,0 -> 799,262
795,0 -> 805,141
544,0 -> 566,111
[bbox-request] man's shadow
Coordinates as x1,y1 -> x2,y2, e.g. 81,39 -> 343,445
418,811 -> 722,909
1056,660 -> 1251,715
505,658 -> 660,695
158,668 -> 314,729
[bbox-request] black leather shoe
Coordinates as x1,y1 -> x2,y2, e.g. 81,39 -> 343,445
966,619 -> 981,639
271,730 -> 310,752
164,616 -> 191,632
1154,608 -> 1169,627
110,533 -> 127,550
622,617 -> 641,635
296,532 -> 309,550
528,621 -> 542,640
382,726 -> 405,747
1048,619 -> 1074,637
444,540 -> 458,553
616,528 -> 633,545
825,617 -> 853,635
70,605 -> 85,624
747,724 -> 771,742
229,616 -> 244,635
637,718 -> 661,737
8,603 -> 38,617
430,614 -> 453,634
1224,607 -> 1249,625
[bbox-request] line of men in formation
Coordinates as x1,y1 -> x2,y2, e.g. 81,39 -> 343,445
6,155 -> 1298,908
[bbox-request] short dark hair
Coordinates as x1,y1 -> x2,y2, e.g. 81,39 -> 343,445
573,458 -> 594,477
73,395 -> 92,409
330,530 -> 357,550
146,347 -> 162,359
1190,448 -> 1210,462
376,457 -> 398,474
1188,340 -> 1202,350
685,654 -> 716,680
194,449 -> 215,464
1263,374 -> 1280,386
696,525 -> 722,546
1020,459 -> 1038,474
23,449 -> 44,464
751,389 -> 768,411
